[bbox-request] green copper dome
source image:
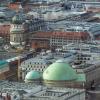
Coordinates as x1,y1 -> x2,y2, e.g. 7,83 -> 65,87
43,60 -> 77,81
25,70 -> 41,81
12,15 -> 24,24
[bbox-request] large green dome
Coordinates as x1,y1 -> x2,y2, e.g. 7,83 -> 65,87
43,60 -> 77,81
25,70 -> 41,81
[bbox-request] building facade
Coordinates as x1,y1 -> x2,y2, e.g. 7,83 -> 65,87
31,30 -> 90,50
10,14 -> 27,48
20,57 -> 51,80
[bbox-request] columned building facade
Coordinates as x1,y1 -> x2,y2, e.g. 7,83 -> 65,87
10,14 -> 27,48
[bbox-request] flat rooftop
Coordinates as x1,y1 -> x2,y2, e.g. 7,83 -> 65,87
0,80 -> 85,100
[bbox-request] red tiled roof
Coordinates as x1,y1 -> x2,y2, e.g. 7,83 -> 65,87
32,31 -> 89,39
33,32 -> 51,38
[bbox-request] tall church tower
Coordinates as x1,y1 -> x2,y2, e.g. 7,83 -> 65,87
10,14 -> 26,49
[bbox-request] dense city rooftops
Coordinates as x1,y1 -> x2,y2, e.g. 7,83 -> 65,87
0,80 -> 85,100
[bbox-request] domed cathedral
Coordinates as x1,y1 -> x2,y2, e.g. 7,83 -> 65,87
10,13 -> 28,49
43,60 -> 86,88
23,59 -> 86,88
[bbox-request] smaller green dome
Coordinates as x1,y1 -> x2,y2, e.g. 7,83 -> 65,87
25,70 -> 41,81
12,15 -> 24,24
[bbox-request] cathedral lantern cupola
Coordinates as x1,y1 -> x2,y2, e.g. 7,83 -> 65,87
10,14 -> 26,49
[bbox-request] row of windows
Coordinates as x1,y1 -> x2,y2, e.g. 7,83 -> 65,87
23,62 -> 47,65
26,65 -> 46,69
51,37 -> 81,40
30,23 -> 44,26
12,25 -> 23,28
77,57 -> 90,60
30,24 -> 44,28
77,55 -> 91,57
51,39 -> 81,42
24,68 -> 44,72
42,92 -> 60,96
11,36 -> 24,42
51,41 -> 80,45
51,40 -> 79,44
30,27 -> 41,31
51,34 -> 79,37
